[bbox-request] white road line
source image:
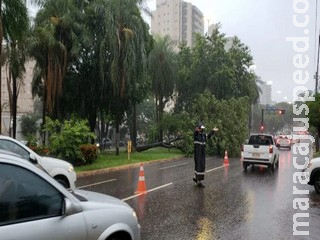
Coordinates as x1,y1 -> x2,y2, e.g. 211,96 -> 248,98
78,179 -> 117,189
206,164 -> 229,173
159,162 -> 189,170
122,182 -> 173,201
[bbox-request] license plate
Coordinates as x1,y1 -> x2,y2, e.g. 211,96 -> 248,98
252,153 -> 260,157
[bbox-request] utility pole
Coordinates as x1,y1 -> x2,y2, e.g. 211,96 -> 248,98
260,109 -> 264,133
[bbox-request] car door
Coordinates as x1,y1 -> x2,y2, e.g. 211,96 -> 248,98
0,162 -> 87,240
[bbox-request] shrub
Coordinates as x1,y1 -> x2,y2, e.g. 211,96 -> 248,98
19,114 -> 40,137
43,117 -> 96,165
79,144 -> 99,165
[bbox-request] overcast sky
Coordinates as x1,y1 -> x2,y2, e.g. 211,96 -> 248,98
144,0 -> 319,103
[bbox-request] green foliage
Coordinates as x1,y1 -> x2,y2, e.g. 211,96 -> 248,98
186,92 -> 250,157
176,27 -> 258,112
306,93 -> 320,131
25,134 -> 39,147
43,117 -> 96,165
19,114 -> 40,137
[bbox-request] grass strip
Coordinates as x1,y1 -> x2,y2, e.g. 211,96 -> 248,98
75,147 -> 185,173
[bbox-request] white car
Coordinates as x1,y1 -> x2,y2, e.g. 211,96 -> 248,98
242,134 -> 280,171
303,157 -> 320,193
0,152 -> 140,240
0,135 -> 76,189
276,135 -> 291,150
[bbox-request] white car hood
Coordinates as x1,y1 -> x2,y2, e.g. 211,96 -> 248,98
40,156 -> 70,169
73,189 -> 129,208
310,157 -> 320,165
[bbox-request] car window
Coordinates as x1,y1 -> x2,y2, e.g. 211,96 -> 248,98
248,135 -> 273,145
0,163 -> 64,226
0,140 -> 29,160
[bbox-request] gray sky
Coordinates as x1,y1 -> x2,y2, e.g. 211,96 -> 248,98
145,0 -> 319,103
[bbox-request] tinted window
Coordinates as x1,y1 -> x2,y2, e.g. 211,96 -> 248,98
0,163 -> 64,226
0,140 -> 29,160
248,135 -> 273,145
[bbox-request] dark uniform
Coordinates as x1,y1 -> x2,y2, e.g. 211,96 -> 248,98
193,125 -> 217,187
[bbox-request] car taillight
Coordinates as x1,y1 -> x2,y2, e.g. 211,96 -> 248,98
269,145 -> 273,153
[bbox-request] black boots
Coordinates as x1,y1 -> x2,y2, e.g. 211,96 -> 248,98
193,177 -> 205,187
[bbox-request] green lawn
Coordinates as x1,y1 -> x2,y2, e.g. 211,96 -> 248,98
75,147 -> 185,173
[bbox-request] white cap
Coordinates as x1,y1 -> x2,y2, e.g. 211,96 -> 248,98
200,125 -> 205,129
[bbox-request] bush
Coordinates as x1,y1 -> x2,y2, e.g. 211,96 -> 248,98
43,117 -> 96,165
19,114 -> 40,137
79,144 -> 99,165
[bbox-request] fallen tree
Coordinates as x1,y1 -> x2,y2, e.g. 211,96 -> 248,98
135,138 -> 184,152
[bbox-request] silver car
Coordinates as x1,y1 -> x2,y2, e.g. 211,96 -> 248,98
0,135 -> 76,189
0,153 -> 141,240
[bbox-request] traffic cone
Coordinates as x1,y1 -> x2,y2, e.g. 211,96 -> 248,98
223,150 -> 230,166
135,163 -> 147,194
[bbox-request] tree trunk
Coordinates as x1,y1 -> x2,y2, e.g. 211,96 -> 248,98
135,141 -> 183,152
316,129 -> 319,152
158,96 -> 164,142
115,120 -> 120,155
132,103 -> 137,149
12,73 -> 17,139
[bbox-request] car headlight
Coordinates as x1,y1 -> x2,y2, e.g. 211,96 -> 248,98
68,164 -> 75,173
132,210 -> 138,220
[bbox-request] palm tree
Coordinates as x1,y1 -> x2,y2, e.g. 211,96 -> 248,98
105,0 -> 150,154
0,0 -> 29,134
148,35 -> 177,142
4,30 -> 30,138
29,0 -> 82,142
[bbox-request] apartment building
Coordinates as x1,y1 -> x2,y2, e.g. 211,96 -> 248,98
258,79 -> 272,106
151,0 -> 204,48
1,60 -> 36,137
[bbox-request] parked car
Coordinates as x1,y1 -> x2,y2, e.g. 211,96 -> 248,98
303,157 -> 320,193
97,137 -> 113,150
0,135 -> 76,189
0,152 -> 141,240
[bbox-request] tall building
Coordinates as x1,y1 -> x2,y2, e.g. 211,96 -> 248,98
258,79 -> 272,106
151,0 -> 204,48
1,60 -> 36,138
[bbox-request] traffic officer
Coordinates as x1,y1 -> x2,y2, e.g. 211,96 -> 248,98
193,124 -> 218,187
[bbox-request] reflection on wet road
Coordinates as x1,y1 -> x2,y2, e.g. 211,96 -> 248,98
77,148 -> 320,240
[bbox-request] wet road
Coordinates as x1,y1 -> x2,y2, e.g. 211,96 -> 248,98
77,148 -> 320,240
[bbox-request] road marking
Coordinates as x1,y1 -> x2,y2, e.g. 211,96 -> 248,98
122,182 -> 173,201
206,164 -> 229,173
78,179 -> 117,189
159,162 -> 189,170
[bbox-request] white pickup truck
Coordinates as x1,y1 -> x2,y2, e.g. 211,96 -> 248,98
241,134 -> 280,171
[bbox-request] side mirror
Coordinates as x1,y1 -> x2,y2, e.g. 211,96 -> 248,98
276,144 -> 280,147
29,153 -> 38,164
63,198 -> 82,216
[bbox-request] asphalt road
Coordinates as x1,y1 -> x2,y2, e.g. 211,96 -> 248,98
77,148 -> 320,240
